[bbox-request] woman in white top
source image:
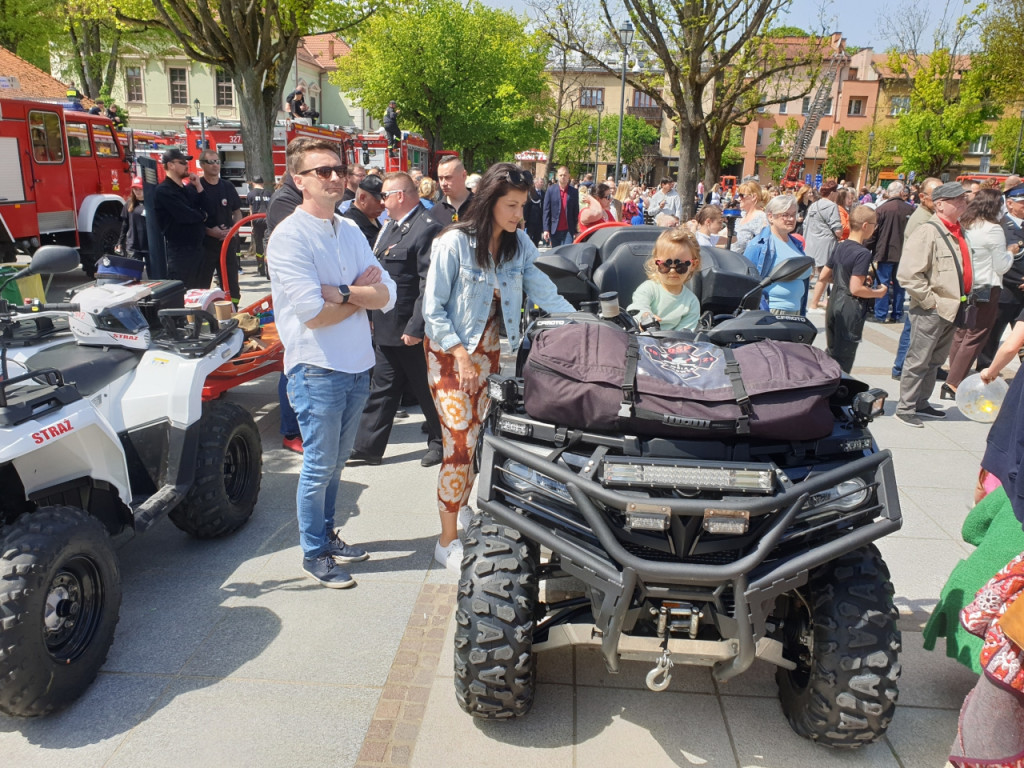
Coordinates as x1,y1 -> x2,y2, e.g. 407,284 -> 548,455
943,188 -> 1015,397
694,204 -> 726,247
729,181 -> 768,254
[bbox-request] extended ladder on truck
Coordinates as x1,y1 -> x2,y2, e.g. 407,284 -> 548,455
782,46 -> 847,187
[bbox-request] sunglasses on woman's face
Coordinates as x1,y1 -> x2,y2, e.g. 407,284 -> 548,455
656,259 -> 691,274
735,193 -> 746,200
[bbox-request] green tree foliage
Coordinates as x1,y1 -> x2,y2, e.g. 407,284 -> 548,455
852,123 -> 898,185
978,0 -> 1024,103
889,49 -> 986,177
762,117 -> 799,182
0,0 -> 53,70
720,125 -> 745,170
553,113 -> 659,179
766,25 -> 809,37
822,127 -> 857,181
333,0 -> 550,169
992,115 -> 1024,172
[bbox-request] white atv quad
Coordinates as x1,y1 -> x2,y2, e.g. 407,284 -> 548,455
0,247 -> 263,717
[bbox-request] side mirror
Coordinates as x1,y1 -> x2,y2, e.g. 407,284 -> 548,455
534,252 -> 581,279
27,245 -> 81,277
761,255 -> 814,287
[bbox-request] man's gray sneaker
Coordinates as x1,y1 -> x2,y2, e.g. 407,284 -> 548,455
302,553 -> 356,588
895,412 -> 924,428
326,529 -> 369,563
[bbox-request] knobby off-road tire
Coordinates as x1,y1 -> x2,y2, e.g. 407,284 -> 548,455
454,515 -> 538,719
170,400 -> 262,538
80,214 -> 122,278
0,506 -> 122,717
775,543 -> 901,748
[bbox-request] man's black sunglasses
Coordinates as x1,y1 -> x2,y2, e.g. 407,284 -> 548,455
296,165 -> 346,181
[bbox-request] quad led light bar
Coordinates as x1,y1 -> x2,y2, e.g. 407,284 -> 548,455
601,458 -> 776,494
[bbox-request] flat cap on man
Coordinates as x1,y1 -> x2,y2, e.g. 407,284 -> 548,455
161,147 -> 193,165
358,175 -> 383,200
931,181 -> 966,201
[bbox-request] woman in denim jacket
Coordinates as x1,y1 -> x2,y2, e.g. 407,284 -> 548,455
743,194 -> 811,315
423,162 -> 574,569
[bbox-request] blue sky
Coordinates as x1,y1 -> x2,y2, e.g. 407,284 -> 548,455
484,0 -> 939,51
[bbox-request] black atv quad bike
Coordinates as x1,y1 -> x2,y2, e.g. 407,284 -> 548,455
454,226 -> 902,748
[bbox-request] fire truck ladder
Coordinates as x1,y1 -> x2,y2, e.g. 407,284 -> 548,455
784,53 -> 844,180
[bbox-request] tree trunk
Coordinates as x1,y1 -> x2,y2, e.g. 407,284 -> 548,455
703,132 -> 723,196
235,68 -> 279,183
676,123 -> 701,221
103,31 -> 121,97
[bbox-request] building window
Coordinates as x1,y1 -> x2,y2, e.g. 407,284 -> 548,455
580,88 -> 604,108
125,66 -> 143,103
802,97 -> 810,115
819,130 -> 828,148
756,96 -> 767,113
848,68 -> 858,80
848,98 -> 864,116
632,91 -> 657,108
169,67 -> 188,105
824,98 -> 833,116
889,95 -> 910,116
215,69 -> 233,107
757,128 -> 763,146
969,135 -> 992,155
779,101 -> 787,114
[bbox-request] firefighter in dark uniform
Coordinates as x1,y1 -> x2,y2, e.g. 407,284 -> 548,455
348,172 -> 444,467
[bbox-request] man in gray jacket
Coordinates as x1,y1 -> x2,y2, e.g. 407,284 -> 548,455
894,182 -> 970,427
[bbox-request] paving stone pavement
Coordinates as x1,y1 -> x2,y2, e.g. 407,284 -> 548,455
0,265 -> 1008,766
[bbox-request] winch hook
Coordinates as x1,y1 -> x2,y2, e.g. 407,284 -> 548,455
645,650 -> 674,692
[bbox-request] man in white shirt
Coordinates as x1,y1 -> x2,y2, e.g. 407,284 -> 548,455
268,137 -> 397,588
649,177 -> 683,221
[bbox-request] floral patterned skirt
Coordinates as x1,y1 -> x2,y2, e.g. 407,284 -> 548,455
424,303 -> 502,516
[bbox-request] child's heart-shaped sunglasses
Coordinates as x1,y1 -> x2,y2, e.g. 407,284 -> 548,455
655,259 -> 691,274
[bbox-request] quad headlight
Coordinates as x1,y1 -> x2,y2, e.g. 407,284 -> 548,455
500,460 -> 573,503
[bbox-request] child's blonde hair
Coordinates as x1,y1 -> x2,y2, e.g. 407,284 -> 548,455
644,228 -> 701,283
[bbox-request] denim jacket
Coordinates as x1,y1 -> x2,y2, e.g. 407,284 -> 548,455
424,228 -> 574,353
743,225 -> 809,312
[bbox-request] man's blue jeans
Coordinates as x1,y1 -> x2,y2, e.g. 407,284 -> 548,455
874,262 -> 905,321
278,373 -> 300,437
892,314 -> 912,377
286,365 -> 370,559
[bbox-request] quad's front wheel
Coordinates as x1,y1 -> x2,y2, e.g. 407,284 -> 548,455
775,544 -> 901,747
454,515 -> 538,718
171,400 -> 262,538
0,506 -> 122,717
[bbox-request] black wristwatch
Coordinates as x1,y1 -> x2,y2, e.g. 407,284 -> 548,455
338,284 -> 351,304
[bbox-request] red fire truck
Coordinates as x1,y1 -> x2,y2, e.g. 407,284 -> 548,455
187,118 -> 457,185
0,98 -> 131,271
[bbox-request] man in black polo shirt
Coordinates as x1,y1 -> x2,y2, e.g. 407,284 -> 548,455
152,148 -> 207,288
195,149 -> 243,302
436,156 -> 473,222
342,175 -> 385,248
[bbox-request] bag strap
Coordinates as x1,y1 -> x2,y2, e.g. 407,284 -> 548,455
619,334 -> 641,418
722,347 -> 753,434
927,220 -> 966,298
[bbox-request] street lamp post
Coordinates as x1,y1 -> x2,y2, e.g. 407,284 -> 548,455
193,98 -> 206,154
588,125 -> 596,177
1014,108 -> 1024,175
596,102 -> 604,179
614,21 -> 634,185
864,130 -> 875,188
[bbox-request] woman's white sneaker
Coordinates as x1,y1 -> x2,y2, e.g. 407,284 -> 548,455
434,537 -> 464,572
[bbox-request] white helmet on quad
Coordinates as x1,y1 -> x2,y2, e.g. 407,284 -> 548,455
69,282 -> 153,350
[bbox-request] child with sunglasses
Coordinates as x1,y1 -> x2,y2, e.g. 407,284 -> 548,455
627,228 -> 702,331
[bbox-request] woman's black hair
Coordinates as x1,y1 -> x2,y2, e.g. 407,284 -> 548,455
962,187 -> 1004,228
446,162 -> 531,270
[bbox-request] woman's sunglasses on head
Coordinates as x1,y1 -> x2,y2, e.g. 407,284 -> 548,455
656,259 -> 691,274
